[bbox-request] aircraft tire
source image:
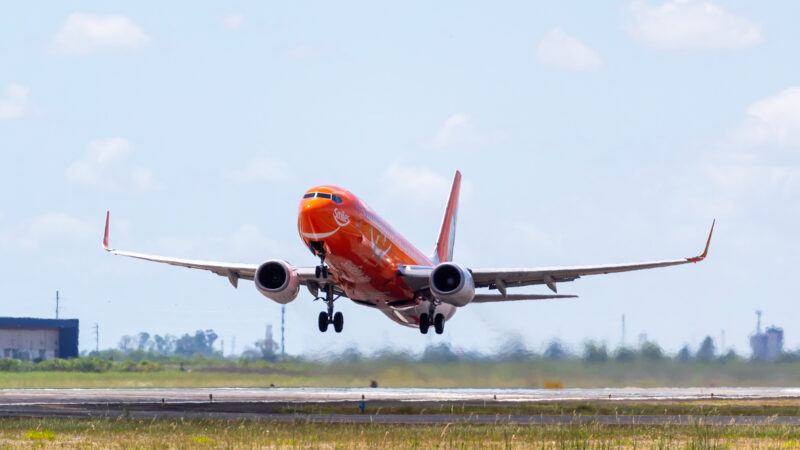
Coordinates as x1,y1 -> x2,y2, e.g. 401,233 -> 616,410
318,312 -> 329,332
434,313 -> 445,334
333,312 -> 344,333
419,313 -> 430,334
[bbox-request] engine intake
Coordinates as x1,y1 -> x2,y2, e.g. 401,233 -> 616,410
255,259 -> 300,304
430,262 -> 475,307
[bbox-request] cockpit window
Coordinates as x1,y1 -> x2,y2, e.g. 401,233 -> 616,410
303,191 -> 341,202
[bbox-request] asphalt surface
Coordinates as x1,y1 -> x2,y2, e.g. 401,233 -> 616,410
2,386 -> 800,404
0,403 -> 799,425
2,387 -> 800,424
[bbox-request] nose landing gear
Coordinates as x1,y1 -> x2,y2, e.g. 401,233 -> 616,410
316,282 -> 343,333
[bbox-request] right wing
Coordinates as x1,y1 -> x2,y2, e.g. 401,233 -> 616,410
399,220 -> 714,298
102,211 -> 318,290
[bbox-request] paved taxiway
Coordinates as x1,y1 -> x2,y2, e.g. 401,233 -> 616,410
2,387 -> 800,404
2,387 -> 799,424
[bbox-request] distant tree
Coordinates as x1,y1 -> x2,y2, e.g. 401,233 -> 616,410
696,336 -> 716,362
543,340 -> 569,360
175,330 -> 218,357
676,345 -> 692,362
639,341 -> 664,361
718,349 -> 739,364
582,341 -> 608,363
136,332 -> 151,352
497,334 -> 534,362
153,334 -> 176,355
422,343 -> 459,363
253,337 -> 279,362
614,347 -> 637,362
118,335 -> 134,353
335,346 -> 363,364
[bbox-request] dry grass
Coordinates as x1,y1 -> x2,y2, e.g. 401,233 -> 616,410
0,417 -> 798,448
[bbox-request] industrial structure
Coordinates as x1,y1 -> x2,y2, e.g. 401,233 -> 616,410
0,317 -> 79,361
750,311 -> 783,361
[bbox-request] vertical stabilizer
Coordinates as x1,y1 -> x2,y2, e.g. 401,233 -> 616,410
433,170 -> 461,264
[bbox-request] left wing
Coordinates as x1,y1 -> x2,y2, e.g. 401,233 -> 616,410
400,220 -> 714,298
102,211 -> 318,289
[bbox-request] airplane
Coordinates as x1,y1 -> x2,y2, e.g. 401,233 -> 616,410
103,170 -> 714,335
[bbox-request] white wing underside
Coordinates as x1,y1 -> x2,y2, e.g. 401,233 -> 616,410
103,211 -> 713,304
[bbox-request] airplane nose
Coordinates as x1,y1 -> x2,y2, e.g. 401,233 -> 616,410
298,198 -> 336,238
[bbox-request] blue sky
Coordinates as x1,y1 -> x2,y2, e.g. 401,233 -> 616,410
1,1 -> 799,357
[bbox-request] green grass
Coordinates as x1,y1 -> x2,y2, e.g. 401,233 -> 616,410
2,359 -> 800,389
0,416 -> 798,448
282,399 -> 800,417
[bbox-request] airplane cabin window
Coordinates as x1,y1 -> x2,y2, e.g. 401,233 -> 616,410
317,193 -> 332,199
303,193 -> 315,198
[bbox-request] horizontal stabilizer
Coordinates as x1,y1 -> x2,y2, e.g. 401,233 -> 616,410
471,293 -> 577,303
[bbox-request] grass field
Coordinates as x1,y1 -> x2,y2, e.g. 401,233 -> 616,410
3,359 -> 800,389
0,416 -> 799,448
283,399 -> 800,417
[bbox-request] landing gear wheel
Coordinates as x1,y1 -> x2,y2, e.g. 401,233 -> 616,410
318,312 -> 329,332
315,266 -> 321,278
333,312 -> 344,333
315,265 -> 329,279
434,313 -> 445,335
419,313 -> 430,334
322,266 -> 329,278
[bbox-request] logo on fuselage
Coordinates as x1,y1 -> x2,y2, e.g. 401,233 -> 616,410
334,208 -> 350,227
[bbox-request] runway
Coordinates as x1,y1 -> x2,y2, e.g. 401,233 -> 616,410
1,386 -> 799,404
2,387 -> 800,424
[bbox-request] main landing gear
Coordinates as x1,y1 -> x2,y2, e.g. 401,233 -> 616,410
315,252 -> 343,333
419,302 -> 445,335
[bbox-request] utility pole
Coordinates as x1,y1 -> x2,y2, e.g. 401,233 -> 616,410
756,310 -> 762,334
93,323 -> 99,353
281,305 -> 286,357
621,314 -> 626,346
55,291 -> 59,319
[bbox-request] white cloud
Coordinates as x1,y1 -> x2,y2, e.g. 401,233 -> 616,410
53,12 -> 151,54
224,156 -> 292,183
0,84 -> 33,119
734,87 -> 800,149
536,28 -> 602,72
382,163 -> 451,205
0,213 -> 92,250
429,113 -> 485,149
626,0 -> 763,50
66,138 -> 161,191
222,13 -> 244,30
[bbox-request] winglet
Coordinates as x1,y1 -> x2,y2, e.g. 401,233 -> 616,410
687,219 -> 715,263
103,211 -> 110,251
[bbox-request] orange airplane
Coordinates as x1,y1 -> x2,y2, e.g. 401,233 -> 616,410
103,171 -> 714,335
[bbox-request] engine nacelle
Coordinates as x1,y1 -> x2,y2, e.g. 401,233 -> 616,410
254,259 -> 300,304
429,262 -> 475,307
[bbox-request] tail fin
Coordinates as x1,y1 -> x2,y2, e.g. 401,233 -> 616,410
433,170 -> 462,264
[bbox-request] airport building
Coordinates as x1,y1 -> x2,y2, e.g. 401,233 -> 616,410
749,311 -> 783,361
0,317 -> 79,361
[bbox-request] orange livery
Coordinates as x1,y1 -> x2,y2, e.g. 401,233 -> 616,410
103,171 -> 714,335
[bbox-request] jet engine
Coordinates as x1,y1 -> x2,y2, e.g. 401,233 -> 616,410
254,259 -> 300,304
429,262 -> 475,306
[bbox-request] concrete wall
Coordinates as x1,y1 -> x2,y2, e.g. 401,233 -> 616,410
0,328 -> 59,361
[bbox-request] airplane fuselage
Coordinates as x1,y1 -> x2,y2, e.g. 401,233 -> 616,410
297,185 -> 456,327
